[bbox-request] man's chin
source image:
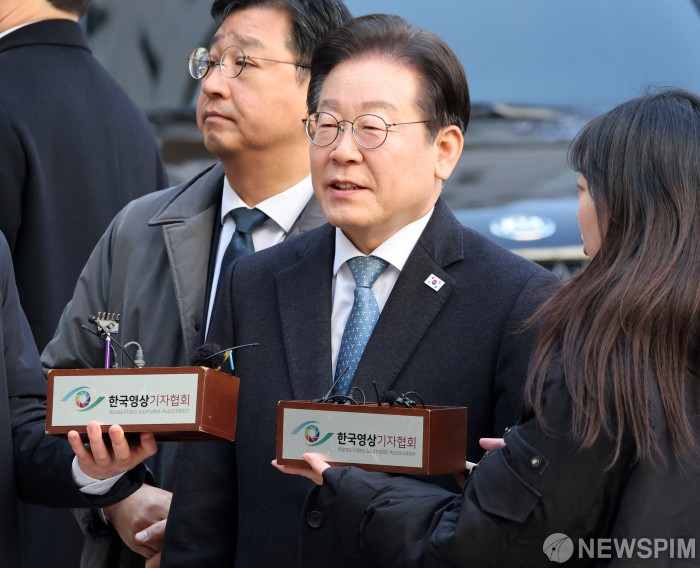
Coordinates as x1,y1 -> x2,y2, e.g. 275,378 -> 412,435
202,135 -> 240,159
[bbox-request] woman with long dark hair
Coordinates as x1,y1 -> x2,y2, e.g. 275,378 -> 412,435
275,89 -> 700,566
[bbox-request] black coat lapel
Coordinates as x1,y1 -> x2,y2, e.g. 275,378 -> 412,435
276,227 -> 335,400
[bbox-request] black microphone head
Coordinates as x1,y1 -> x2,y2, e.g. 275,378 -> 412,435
191,343 -> 224,368
381,390 -> 398,406
395,393 -> 417,408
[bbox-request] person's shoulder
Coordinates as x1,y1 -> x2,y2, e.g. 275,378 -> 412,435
117,164 -> 221,221
459,224 -> 556,283
425,201 -> 555,284
235,223 -> 333,275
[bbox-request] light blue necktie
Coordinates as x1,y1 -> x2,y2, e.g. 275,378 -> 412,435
332,256 -> 389,395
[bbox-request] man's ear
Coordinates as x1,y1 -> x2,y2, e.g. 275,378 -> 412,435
433,125 -> 464,181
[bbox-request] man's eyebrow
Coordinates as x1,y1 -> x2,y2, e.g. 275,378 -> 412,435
210,32 -> 264,51
319,99 -> 399,114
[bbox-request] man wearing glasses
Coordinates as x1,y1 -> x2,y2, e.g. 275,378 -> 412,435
161,13 -> 558,568
41,1 -> 351,567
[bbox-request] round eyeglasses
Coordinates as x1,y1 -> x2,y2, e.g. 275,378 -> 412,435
302,112 -> 429,149
188,46 -> 309,80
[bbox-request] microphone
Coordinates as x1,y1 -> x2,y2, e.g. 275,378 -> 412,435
191,343 -> 225,369
81,313 -> 137,368
190,342 -> 260,371
89,312 -> 121,335
372,381 -> 382,406
381,390 -> 422,408
314,366 -> 352,403
394,393 -> 418,408
381,390 -> 399,406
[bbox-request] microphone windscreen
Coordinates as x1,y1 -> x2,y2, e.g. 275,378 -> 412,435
191,343 -> 224,368
381,390 -> 398,406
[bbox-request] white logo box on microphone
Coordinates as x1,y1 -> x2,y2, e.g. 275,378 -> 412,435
277,401 -> 467,474
47,367 -> 239,441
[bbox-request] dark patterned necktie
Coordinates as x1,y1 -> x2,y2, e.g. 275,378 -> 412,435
217,207 -> 268,286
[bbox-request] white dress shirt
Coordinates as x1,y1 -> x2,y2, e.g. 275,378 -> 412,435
206,175 -> 314,332
0,22 -> 34,40
330,208 -> 434,379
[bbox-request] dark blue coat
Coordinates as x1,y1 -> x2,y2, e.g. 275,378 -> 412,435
0,19 -> 167,351
0,233 -> 89,568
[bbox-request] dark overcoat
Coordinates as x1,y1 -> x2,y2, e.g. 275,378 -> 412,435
0,233 -> 90,568
0,19 -> 167,351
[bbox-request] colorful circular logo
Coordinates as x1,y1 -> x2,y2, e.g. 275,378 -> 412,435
74,390 -> 92,408
304,424 -> 320,443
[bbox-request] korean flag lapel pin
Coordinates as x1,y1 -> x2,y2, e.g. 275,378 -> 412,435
424,274 -> 445,292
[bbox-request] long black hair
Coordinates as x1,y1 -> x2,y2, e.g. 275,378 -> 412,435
526,89 -> 700,465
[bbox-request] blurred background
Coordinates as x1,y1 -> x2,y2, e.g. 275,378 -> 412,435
86,0 -> 700,278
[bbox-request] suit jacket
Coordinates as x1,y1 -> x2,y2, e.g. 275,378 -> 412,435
162,199 -> 559,567
41,162 -> 326,568
0,19 -> 167,351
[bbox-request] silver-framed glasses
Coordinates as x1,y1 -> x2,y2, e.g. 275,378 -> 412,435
303,112 -> 429,149
188,45 -> 309,79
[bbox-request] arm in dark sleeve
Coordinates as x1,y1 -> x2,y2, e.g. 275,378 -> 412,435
322,360 -> 623,568
0,110 -> 26,251
0,236 -> 87,507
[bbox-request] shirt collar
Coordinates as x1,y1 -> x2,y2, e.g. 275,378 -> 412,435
333,207 -> 435,276
220,175 -> 313,232
0,21 -> 36,40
